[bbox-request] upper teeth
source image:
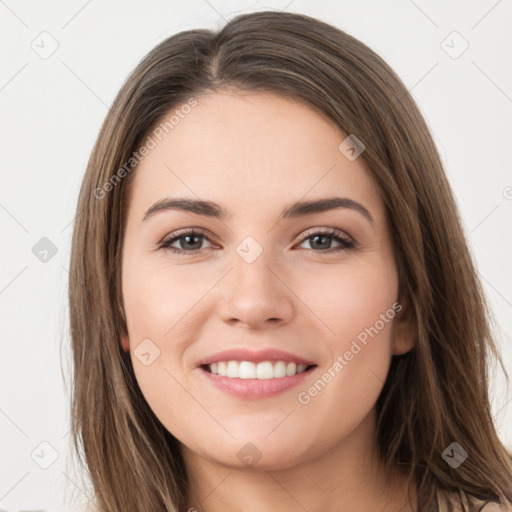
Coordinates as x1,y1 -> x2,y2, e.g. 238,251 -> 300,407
208,361 -> 308,379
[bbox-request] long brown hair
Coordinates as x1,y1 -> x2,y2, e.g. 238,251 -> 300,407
68,10 -> 512,512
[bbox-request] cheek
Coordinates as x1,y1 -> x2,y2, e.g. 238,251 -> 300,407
121,256 -> 218,420
331,276 -> 397,357
122,255 -> 214,343
294,259 -> 397,415
121,263 -> 198,438
299,255 -> 398,349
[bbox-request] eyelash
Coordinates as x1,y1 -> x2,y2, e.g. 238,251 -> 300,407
157,228 -> 356,255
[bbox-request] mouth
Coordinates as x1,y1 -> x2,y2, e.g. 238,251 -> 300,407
195,347 -> 318,398
201,361 -> 317,379
198,361 -> 318,400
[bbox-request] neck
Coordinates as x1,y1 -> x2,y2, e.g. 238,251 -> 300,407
182,409 -> 416,512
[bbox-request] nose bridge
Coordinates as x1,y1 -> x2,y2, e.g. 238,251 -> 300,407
232,232 -> 279,294
217,232 -> 294,326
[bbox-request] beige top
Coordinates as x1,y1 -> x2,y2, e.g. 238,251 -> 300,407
437,490 -> 512,511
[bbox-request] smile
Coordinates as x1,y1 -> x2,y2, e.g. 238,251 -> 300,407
198,362 -> 317,400
204,360 -> 313,379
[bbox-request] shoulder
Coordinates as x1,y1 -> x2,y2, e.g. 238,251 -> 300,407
478,501 -> 512,512
476,501 -> 512,512
438,490 -> 512,512
467,495 -> 512,512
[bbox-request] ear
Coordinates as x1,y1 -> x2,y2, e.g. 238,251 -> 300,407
121,335 -> 130,352
391,294 -> 417,356
118,304 -> 130,352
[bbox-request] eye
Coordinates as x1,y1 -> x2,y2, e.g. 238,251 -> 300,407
157,229 -> 213,254
157,227 -> 355,255
295,228 -> 355,253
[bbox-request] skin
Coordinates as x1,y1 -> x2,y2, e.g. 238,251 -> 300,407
120,90 -> 417,512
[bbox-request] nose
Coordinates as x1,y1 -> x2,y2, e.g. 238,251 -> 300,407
217,247 -> 294,329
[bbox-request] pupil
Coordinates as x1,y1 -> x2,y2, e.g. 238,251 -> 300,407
184,235 -> 201,249
312,235 -> 330,249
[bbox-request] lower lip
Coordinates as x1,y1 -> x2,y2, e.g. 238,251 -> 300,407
197,365 -> 317,399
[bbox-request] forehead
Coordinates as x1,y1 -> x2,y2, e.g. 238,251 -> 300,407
127,91 -> 384,222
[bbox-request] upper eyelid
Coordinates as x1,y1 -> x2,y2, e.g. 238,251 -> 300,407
159,227 -> 215,244
296,226 -> 352,240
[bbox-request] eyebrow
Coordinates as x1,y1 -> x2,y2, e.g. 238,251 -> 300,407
142,196 -> 375,225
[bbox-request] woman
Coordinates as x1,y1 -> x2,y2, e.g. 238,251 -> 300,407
68,10 -> 512,512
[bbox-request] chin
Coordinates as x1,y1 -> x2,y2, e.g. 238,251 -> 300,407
201,435 -> 313,472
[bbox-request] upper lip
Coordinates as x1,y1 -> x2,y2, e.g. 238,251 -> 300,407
196,348 -> 316,367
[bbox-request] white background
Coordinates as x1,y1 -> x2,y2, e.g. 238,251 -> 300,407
1,0 -> 511,510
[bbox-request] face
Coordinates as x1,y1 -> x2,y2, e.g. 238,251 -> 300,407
120,90 -> 413,471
